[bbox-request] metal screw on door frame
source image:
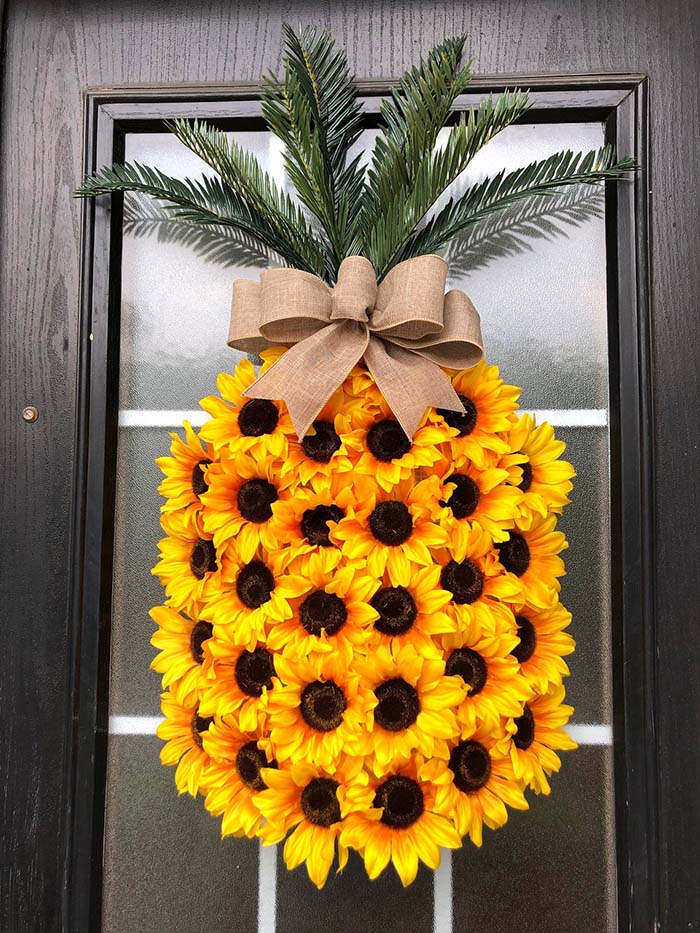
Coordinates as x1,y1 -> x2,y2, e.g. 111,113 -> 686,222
21,406 -> 39,423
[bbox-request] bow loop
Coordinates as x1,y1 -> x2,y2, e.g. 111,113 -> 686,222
330,255 -> 376,324
228,254 -> 483,439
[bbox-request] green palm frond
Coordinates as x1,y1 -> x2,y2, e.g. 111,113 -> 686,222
362,37 -> 472,217
166,117 -> 324,270
75,162 -> 325,274
401,145 -> 635,260
76,26 -> 635,284
261,24 -> 365,274
366,89 -> 530,278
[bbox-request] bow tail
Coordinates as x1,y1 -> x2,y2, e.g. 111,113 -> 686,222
364,337 -> 466,439
243,320 -> 369,439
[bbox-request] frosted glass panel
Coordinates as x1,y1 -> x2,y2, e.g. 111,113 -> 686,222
104,117 -> 615,933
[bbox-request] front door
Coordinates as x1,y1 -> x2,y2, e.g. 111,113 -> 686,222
2,4 -> 698,932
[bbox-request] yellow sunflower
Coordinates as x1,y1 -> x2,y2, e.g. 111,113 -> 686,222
266,563 -> 378,665
330,475 -> 448,579
353,411 -> 446,492
255,757 -> 365,888
281,384 -> 366,492
157,690 -> 215,797
152,510 -> 222,617
202,552 -> 308,651
198,638 -> 277,733
266,652 -> 371,768
150,604 -> 215,703
422,724 -> 528,845
432,460 -> 523,543
340,755 -> 462,886
428,360 -> 520,468
506,600 -> 575,695
356,642 -> 464,772
156,420 -> 217,516
493,513 -> 568,608
200,450 -> 289,564
366,563 -> 456,659
199,354 -> 295,458
502,413 -> 576,528
506,684 -> 577,794
440,609 -> 532,733
269,480 -> 363,575
201,717 -> 277,838
433,523 -> 521,629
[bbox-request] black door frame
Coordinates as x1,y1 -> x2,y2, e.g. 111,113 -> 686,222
65,76 -> 653,931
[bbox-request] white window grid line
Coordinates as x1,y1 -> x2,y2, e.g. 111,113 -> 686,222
107,715 -> 612,746
118,408 -> 608,429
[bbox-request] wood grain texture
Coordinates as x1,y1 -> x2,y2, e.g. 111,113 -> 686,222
1,1 -> 698,929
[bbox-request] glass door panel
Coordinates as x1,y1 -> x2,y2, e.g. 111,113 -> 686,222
104,117 -> 615,932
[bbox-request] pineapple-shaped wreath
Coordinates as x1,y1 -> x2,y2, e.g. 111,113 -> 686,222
78,27 -> 631,887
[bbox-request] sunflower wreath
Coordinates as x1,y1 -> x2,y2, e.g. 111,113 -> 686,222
79,26 -> 630,887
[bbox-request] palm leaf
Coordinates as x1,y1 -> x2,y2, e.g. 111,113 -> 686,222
364,37 -> 471,207
164,118 -> 325,273
401,145 -> 634,260
367,89 -> 530,277
261,24 -> 365,275
75,161 -> 325,274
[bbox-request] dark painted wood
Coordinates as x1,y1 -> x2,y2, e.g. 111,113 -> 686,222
1,3 -> 699,931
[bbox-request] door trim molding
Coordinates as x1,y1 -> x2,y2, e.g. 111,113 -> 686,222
66,75 -> 654,931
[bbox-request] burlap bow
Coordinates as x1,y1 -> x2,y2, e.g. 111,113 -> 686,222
228,254 -> 483,439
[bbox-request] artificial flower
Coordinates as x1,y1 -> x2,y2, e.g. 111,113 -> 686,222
502,413 -> 576,527
156,420 -> 217,517
255,757 -> 365,887
202,717 -> 277,838
157,690 -> 215,797
506,683 -> 577,794
150,604 -> 214,703
423,723 -> 528,845
152,509 -> 222,617
340,755 -> 462,886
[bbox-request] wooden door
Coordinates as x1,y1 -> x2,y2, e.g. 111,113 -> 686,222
1,4 -> 698,932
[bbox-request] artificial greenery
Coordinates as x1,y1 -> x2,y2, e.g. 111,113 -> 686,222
76,26 -> 633,283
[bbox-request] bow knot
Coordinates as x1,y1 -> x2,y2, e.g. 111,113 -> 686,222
228,254 -> 483,439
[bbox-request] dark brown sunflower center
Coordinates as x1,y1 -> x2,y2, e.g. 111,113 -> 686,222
369,501 -> 413,546
374,678 -> 420,731
518,460 -> 533,492
190,620 -> 213,664
238,398 -> 279,437
192,711 -> 213,748
236,741 -> 274,791
513,704 -> 535,750
441,474 -> 480,519
497,532 -> 530,576
189,538 -> 217,580
440,559 -> 484,604
299,590 -> 347,637
301,777 -> 341,826
300,504 -> 345,547
436,394 -> 477,437
445,648 -> 488,696
301,420 -> 341,463
367,419 -> 411,462
234,647 -> 275,697
191,459 -> 211,497
449,740 -> 492,793
512,615 -> 537,663
237,478 -> 278,523
375,775 -> 424,829
371,586 -> 417,636
300,680 -> 346,732
236,560 -> 275,609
